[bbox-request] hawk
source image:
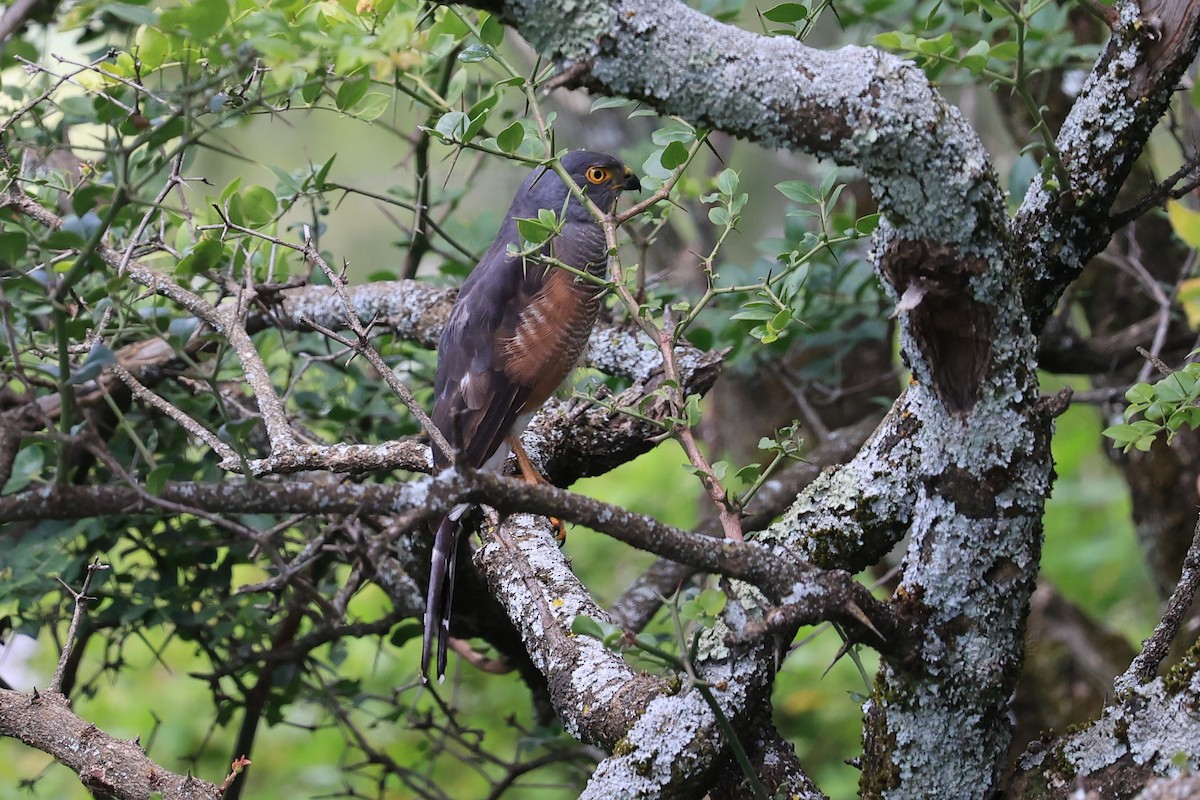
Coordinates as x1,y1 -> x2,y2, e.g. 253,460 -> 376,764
422,150 -> 641,680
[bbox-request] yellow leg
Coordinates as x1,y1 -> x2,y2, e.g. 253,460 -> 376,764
508,436 -> 567,545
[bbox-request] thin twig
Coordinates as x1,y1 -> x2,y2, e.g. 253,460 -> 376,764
1136,345 -> 1174,378
298,229 -> 455,464
1109,234 -> 1178,385
199,209 -> 454,464
541,60 -> 592,93
1110,152 -> 1200,231
50,559 -> 109,693
111,364 -> 238,461
0,53 -> 114,136
1116,515 -> 1200,691
216,756 -> 253,794
118,150 -> 188,275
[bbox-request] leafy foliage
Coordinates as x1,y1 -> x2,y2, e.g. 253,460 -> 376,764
1105,361 -> 1200,452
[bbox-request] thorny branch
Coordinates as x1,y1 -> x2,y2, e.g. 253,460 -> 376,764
0,689 -> 224,800
203,207 -> 456,463
49,559 -> 108,693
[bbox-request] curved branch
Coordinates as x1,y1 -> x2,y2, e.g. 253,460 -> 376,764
1014,0 -> 1200,330
474,514 -> 667,749
0,689 -> 222,800
610,413 -> 881,632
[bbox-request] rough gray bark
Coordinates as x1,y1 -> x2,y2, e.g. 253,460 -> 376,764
0,690 -> 222,800
1011,669 -> 1200,799
454,0 -> 1200,796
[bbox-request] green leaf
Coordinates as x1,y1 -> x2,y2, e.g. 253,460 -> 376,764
763,2 -> 808,22
1154,375 -> 1185,403
434,111 -> 469,141
388,622 -> 423,647
463,92 -> 499,140
753,324 -> 780,344
875,31 -> 903,49
916,32 -> 954,56
335,69 -> 371,111
134,26 -> 171,70
1125,383 -> 1155,404
855,213 -> 881,235
1102,420 -> 1161,452
697,588 -> 727,617
776,180 -> 817,204
479,14 -> 505,47
167,316 -> 200,345
735,463 -> 761,484
106,3 -> 159,25
570,614 -> 622,647
239,185 -> 278,226
1144,401 -> 1168,422
2,444 -> 45,495
0,37 -> 36,69
651,124 -> 696,145
730,303 -> 780,322
145,464 -> 173,495
444,69 -> 468,106
497,120 -> 525,153
177,238 -> 226,276
516,217 -> 554,244
164,0 -> 228,40
313,154 -> 338,189
661,140 -> 689,170
709,206 -> 730,226
960,40 -> 989,74
67,343 -> 118,386
62,210 -> 103,242
716,168 -> 739,196
570,614 -> 605,639
458,43 -> 491,62
591,96 -> 633,111
354,93 -> 390,121
988,41 -> 1019,60
0,231 -> 28,268
684,394 -> 703,427
218,417 -> 262,449
134,112 -> 179,148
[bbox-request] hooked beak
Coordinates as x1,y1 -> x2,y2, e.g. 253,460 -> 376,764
620,166 -> 641,192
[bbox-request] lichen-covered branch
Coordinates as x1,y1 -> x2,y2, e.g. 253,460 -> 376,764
474,513 -> 667,748
768,396 -> 920,573
1014,0 -> 1200,330
0,479 -> 398,522
474,513 -> 824,798
609,413 -> 881,632
1010,668 -> 1200,798
0,689 -> 222,800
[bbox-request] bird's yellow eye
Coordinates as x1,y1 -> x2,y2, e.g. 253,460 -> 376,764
586,166 -> 612,185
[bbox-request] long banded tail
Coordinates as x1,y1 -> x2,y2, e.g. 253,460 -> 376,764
421,514 -> 461,682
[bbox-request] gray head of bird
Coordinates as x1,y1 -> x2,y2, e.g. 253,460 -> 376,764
519,150 -> 642,223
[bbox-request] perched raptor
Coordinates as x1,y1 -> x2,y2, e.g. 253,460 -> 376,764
422,150 -> 641,681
